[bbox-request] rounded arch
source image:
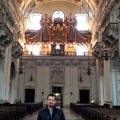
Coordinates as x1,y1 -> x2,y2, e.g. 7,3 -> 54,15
52,11 -> 64,21
10,62 -> 16,79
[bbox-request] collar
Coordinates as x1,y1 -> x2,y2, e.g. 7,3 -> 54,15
46,105 -> 56,113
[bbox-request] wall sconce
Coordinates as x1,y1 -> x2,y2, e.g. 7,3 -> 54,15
70,92 -> 73,96
102,49 -> 110,61
41,92 -> 44,96
78,76 -> 83,82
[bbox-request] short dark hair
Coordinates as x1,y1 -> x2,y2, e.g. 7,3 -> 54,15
47,94 -> 56,100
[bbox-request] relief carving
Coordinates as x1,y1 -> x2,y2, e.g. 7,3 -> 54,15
50,67 -> 64,84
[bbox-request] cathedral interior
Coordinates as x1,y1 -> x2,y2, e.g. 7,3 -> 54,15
0,0 -> 120,119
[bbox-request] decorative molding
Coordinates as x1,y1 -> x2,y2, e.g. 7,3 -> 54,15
25,85 -> 35,89
26,58 -> 96,67
79,86 -> 90,89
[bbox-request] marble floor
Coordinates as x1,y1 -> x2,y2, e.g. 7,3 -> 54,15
23,107 -> 85,120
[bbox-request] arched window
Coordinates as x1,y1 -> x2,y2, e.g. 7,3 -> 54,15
53,11 -> 64,21
75,14 -> 88,30
27,13 -> 42,30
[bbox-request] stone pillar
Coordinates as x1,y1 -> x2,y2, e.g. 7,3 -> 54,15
10,79 -> 15,103
118,18 -> 120,54
0,70 -> 3,100
99,77 -> 104,105
111,72 -> 117,105
18,74 -> 25,103
14,60 -> 20,102
110,14 -> 114,23
1,46 -> 11,101
113,9 -> 117,23
104,60 -> 112,107
0,8 -> 2,22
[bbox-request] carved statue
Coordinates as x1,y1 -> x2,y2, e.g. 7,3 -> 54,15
40,13 -> 52,42
64,13 -> 77,42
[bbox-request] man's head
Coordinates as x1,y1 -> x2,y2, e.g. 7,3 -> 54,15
47,94 -> 56,108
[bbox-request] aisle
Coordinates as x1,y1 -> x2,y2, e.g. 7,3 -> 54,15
23,107 -> 85,120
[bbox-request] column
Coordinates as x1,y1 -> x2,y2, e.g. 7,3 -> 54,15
1,46 -> 11,101
111,73 -> 117,105
113,9 -> 117,23
0,1 -> 2,22
118,18 -> 120,54
14,60 -> 20,102
99,77 -> 104,105
5,46 -> 12,101
104,60 -> 112,107
18,74 -> 25,102
110,14 -> 113,23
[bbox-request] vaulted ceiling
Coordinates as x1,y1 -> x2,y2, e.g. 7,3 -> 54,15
17,0 -> 99,18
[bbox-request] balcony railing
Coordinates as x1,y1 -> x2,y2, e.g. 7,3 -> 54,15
23,51 -> 93,56
102,23 -> 118,40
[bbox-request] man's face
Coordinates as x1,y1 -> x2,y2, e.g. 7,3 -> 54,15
47,96 -> 56,108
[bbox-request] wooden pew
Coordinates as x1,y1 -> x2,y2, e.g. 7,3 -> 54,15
0,106 -> 26,120
70,103 -> 104,114
81,107 -> 120,120
1,102 -> 43,114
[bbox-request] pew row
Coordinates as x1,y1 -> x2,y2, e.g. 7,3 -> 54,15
70,103 -> 104,114
1,102 -> 43,114
81,107 -> 120,120
0,106 -> 26,120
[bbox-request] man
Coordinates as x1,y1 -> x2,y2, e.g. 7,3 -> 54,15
37,94 -> 65,120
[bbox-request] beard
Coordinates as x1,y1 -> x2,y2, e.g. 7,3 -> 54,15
48,103 -> 54,108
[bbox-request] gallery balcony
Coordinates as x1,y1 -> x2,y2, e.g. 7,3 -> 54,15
92,42 -> 104,59
102,23 -> 118,47
0,23 -> 13,47
23,51 -> 93,57
12,42 -> 23,59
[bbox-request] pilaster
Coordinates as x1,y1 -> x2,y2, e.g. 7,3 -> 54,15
104,60 -> 112,107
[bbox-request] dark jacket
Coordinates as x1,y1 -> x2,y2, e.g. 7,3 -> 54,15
37,106 -> 65,120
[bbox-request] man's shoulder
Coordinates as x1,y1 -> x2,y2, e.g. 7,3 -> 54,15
55,107 -> 63,113
38,108 -> 47,114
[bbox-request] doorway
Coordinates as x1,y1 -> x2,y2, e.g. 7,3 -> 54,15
52,86 -> 63,108
79,90 -> 90,104
25,89 -> 35,103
